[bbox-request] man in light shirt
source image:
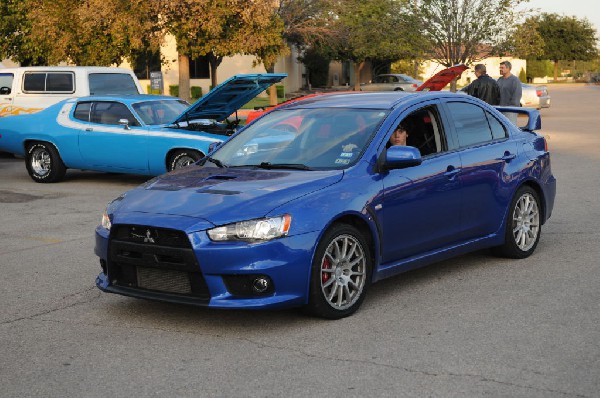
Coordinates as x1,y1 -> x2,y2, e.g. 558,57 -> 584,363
497,61 -> 522,124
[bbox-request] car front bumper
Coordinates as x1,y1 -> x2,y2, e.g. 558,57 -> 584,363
95,225 -> 319,310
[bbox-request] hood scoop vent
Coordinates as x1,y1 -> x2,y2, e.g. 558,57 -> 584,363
197,188 -> 241,195
205,175 -> 236,181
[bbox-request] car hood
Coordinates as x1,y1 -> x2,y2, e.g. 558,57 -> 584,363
114,166 -> 343,227
173,74 -> 287,124
417,64 -> 468,92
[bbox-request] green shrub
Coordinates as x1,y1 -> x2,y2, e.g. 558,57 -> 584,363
518,68 -> 527,83
276,85 -> 285,98
146,84 -> 161,95
169,85 -> 179,97
191,86 -> 202,99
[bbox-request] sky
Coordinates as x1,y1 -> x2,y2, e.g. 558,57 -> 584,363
523,0 -> 600,35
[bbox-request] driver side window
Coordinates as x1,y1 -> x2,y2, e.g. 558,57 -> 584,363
390,106 -> 446,157
90,101 -> 140,126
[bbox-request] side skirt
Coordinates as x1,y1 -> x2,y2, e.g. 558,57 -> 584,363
372,233 -> 504,283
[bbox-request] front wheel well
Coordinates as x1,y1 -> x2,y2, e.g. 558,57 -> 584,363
328,215 -> 376,273
165,148 -> 204,170
24,139 -> 58,154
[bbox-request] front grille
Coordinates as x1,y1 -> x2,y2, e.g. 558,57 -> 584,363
137,267 -> 192,294
112,225 -> 191,248
107,224 -> 209,298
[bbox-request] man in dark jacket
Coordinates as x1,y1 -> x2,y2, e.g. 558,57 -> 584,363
460,64 -> 500,105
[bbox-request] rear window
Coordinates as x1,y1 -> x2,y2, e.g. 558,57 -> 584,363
89,73 -> 140,95
23,72 -> 75,93
446,101 -> 494,147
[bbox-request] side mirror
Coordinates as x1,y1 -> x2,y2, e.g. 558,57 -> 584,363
118,119 -> 130,130
378,145 -> 422,172
0,86 -> 11,95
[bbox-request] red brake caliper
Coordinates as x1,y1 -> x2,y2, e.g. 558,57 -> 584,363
321,257 -> 331,284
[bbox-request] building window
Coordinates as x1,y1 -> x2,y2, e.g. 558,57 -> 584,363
190,55 -> 210,79
132,50 -> 161,80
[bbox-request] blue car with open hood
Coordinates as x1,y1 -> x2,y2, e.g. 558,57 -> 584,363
0,73 -> 285,182
95,91 -> 556,318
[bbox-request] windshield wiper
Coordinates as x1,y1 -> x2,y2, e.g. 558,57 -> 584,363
258,162 -> 312,170
204,157 -> 227,168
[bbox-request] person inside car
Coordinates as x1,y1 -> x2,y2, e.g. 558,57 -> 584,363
389,121 -> 410,146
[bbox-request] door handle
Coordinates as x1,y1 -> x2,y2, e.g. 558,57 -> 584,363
85,128 -> 93,132
498,151 -> 516,162
444,165 -> 460,180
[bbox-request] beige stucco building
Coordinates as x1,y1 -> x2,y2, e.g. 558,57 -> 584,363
2,34 -> 535,95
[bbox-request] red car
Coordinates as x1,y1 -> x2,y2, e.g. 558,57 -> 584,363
246,65 -> 468,124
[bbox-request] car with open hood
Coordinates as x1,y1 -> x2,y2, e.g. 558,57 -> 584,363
0,73 -> 286,182
95,90 -> 556,319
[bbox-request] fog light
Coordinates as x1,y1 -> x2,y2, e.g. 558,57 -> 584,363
252,277 -> 270,293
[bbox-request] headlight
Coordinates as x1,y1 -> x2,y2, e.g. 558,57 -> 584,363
207,215 -> 291,242
101,211 -> 112,230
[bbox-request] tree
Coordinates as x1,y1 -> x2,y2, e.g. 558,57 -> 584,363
518,67 -> 526,82
297,48 -> 330,87
526,59 -> 553,81
278,0 -> 341,51
412,0 -> 527,90
1,0 -> 162,67
0,0 -> 48,65
161,0 -> 286,101
268,0 -> 340,98
535,13 -> 598,81
333,0 -> 426,90
506,17 -> 545,60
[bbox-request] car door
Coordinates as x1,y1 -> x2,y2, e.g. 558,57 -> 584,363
442,100 -> 520,240
377,103 -> 463,263
76,101 -> 148,172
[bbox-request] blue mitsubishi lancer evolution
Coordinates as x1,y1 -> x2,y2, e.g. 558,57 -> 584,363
95,90 -> 556,319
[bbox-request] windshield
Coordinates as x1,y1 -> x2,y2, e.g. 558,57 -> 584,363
210,107 -> 388,170
132,99 -> 190,125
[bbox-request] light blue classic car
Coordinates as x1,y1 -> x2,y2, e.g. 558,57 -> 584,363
0,73 -> 286,182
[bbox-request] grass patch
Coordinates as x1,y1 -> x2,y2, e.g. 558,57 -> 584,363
241,97 -> 285,110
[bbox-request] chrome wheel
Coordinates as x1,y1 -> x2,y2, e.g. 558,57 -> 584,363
30,146 -> 52,177
320,234 -> 367,311
512,192 -> 540,252
173,154 -> 196,169
168,150 -> 202,171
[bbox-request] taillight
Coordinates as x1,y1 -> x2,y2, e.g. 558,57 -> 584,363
536,89 -> 543,97
411,83 -> 417,88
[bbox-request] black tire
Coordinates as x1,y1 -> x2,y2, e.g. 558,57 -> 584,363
167,149 -> 202,171
394,88 -> 404,91
305,224 -> 372,319
493,186 -> 541,259
25,142 -> 66,183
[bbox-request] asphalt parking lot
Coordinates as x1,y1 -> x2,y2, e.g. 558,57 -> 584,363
1,84 -> 599,397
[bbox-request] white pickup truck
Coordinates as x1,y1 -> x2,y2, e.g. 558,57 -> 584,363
0,66 -> 143,117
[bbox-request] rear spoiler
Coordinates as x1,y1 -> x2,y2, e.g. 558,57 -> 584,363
495,106 -> 541,131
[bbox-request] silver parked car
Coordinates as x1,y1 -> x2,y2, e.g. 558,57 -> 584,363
521,83 -> 550,109
360,74 -> 423,92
